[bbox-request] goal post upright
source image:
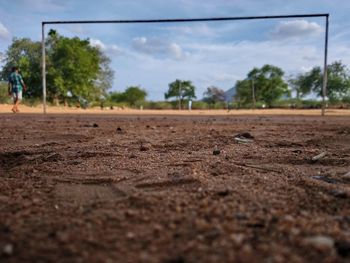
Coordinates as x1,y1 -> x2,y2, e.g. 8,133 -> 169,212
42,22 -> 47,114
41,13 -> 329,115
322,14 -> 329,116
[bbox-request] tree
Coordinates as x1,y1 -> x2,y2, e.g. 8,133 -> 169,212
235,65 -> 289,107
165,79 -> 196,109
289,61 -> 350,102
109,91 -> 126,103
47,31 -> 106,103
0,30 -> 114,105
123,86 -> 147,106
0,38 -> 42,98
203,86 -> 226,105
108,86 -> 147,107
0,81 -> 11,103
288,68 -> 321,99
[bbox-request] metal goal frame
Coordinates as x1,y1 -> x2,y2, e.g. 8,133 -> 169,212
42,14 -> 329,115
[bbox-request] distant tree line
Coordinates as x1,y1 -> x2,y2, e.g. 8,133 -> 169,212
0,29 -> 114,105
1,31 -> 350,109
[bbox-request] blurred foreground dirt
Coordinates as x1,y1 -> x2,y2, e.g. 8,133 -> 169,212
0,113 -> 349,262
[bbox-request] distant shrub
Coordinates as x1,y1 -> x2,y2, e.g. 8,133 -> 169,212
22,98 -> 42,107
0,81 -> 11,104
192,101 -> 209,109
143,101 -> 173,110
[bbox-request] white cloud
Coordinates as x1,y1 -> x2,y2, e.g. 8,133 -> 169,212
0,22 -> 10,39
168,43 -> 184,59
271,20 -> 323,39
213,72 -> 239,82
90,39 -> 106,50
112,38 -> 327,99
132,37 -> 185,60
19,0 -> 68,12
69,25 -> 85,35
89,39 -> 122,55
162,24 -> 217,37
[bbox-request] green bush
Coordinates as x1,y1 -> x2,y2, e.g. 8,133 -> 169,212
0,81 -> 11,104
300,100 -> 322,109
232,101 -> 267,109
142,101 -> 173,110
192,101 -> 209,109
22,97 -> 42,107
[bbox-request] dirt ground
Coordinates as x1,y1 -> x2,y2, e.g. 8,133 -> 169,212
0,112 -> 350,263
1,103 -> 350,116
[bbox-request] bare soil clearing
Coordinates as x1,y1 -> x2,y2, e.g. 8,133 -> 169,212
1,103 -> 350,116
0,113 -> 349,262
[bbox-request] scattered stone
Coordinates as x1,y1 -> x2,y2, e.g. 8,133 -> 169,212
1,225 -> 11,234
304,235 -> 334,250
216,189 -> 230,197
129,154 -> 137,159
235,132 -> 254,139
213,149 -> 221,155
140,144 -> 149,151
83,123 -> 99,128
234,133 -> 254,143
234,213 -> 248,220
116,127 -> 122,133
312,175 -> 338,184
290,228 -> 301,236
213,145 -> 220,155
282,215 -> 295,222
335,240 -> 350,257
230,233 -> 245,245
342,171 -> 350,181
3,243 -> 13,256
311,152 -> 327,163
45,153 -> 62,162
246,221 -> 265,228
330,189 -> 347,198
126,232 -> 135,239
164,255 -> 186,263
211,171 -> 219,176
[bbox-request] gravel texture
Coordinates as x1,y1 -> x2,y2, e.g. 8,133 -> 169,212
0,113 -> 349,263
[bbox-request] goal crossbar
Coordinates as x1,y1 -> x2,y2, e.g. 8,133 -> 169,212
41,13 -> 329,114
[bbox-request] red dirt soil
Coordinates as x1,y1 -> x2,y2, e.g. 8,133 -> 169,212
0,113 -> 349,262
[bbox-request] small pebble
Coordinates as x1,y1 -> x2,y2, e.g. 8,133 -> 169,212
126,232 -> 135,239
3,244 -> 13,256
342,171 -> 350,181
213,149 -> 221,155
140,145 -> 149,151
330,189 -> 347,198
230,233 -> 245,245
304,235 -> 334,250
335,240 -> 350,257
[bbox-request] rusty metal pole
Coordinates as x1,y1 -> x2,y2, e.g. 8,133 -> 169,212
42,22 -> 47,114
321,15 -> 329,116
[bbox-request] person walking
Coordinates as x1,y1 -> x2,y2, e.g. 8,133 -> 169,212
8,66 -> 26,113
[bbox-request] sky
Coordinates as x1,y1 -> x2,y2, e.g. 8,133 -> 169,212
0,0 -> 349,100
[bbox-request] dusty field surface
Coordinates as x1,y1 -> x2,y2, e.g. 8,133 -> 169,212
0,113 -> 350,263
1,103 -> 350,116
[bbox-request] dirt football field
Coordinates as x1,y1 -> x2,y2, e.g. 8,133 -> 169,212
0,111 -> 350,262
